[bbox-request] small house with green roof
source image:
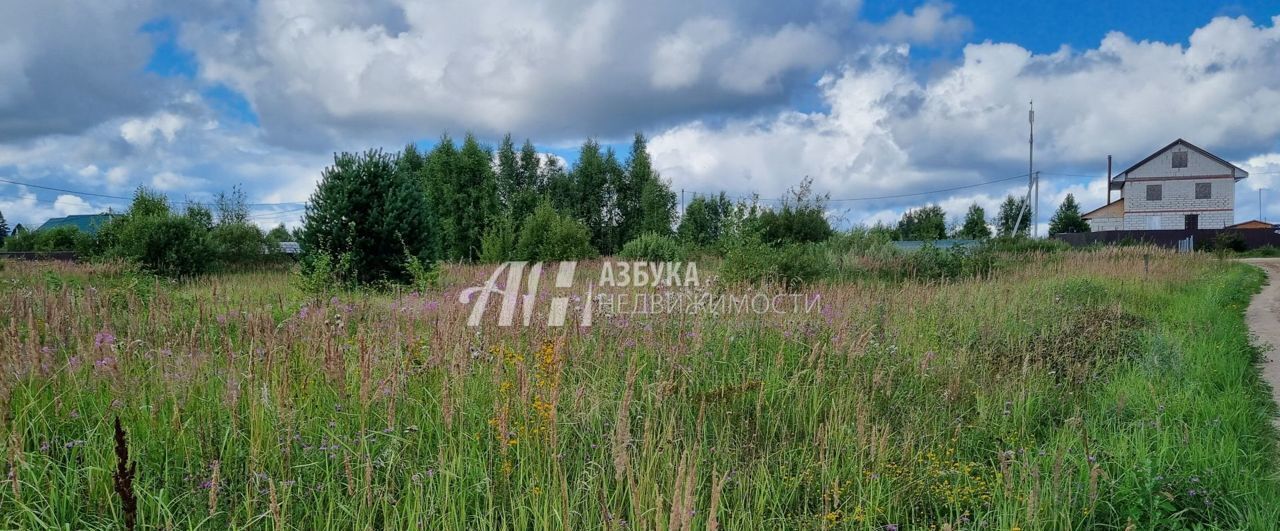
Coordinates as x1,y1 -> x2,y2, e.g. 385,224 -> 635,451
35,214 -> 114,234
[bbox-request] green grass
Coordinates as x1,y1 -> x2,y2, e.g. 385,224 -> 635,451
0,251 -> 1276,529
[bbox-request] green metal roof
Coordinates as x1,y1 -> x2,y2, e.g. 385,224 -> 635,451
36,214 -> 114,234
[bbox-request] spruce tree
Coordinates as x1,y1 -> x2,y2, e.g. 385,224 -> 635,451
0,209 -> 8,248
299,149 -> 437,285
956,203 -> 992,240
1049,193 -> 1091,234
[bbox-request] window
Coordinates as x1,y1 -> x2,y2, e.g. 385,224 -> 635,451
1195,182 -> 1211,199
1185,214 -> 1199,230
1146,184 -> 1162,201
1172,151 -> 1188,168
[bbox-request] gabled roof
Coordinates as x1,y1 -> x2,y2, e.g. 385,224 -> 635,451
1226,220 -> 1276,229
1081,198 -> 1124,219
36,213 -> 114,234
1111,139 -> 1248,189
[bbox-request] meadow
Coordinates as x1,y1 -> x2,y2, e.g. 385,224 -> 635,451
0,248 -> 1277,529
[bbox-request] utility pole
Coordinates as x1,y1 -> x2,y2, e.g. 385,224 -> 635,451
1029,100 -> 1036,238
680,189 -> 685,218
1261,188 -> 1266,222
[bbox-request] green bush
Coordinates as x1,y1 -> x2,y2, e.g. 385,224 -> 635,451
480,216 -> 517,263
720,238 -> 827,288
514,202 -> 597,261
618,232 -> 686,262
2,225 -> 93,253
983,236 -> 1070,254
108,212 -> 214,279
210,223 -> 270,270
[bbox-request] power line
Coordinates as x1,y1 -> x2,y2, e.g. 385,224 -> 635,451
0,176 -> 307,207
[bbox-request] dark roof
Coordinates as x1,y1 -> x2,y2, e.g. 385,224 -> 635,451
36,214 -> 114,234
1111,139 -> 1248,189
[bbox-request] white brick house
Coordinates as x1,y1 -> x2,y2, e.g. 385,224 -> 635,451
1082,139 -> 1248,231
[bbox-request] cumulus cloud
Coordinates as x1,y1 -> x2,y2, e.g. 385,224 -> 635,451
651,15 -> 1280,227
873,2 -> 972,44
177,0 -> 965,147
651,18 -> 734,90
120,112 -> 187,147
0,1 -> 167,141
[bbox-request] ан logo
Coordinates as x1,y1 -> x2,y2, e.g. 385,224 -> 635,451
458,261 -> 592,327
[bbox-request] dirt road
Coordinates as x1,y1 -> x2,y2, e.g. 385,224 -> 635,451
1242,258 -> 1280,427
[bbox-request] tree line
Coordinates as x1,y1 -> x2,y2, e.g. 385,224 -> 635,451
892,194 -> 1090,241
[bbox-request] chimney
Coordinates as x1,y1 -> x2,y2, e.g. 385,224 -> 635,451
1106,155 -> 1112,203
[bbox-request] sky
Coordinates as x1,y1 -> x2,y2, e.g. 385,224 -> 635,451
2,0 -> 1280,235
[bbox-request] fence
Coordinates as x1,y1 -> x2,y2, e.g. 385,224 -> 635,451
1054,228 -> 1280,250
0,251 -> 79,262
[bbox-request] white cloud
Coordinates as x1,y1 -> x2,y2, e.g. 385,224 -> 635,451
177,0 -> 924,146
120,112 -> 187,147
77,164 -> 100,178
52,194 -> 93,216
718,24 -> 837,94
651,18 -> 734,90
873,2 -> 972,44
150,171 -> 205,192
652,15 -> 1280,228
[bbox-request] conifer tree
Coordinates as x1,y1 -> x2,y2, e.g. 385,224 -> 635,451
1049,193 -> 1091,234
0,209 -> 8,248
300,149 -> 437,285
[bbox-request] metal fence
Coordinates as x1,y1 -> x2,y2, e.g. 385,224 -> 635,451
1054,228 -> 1280,250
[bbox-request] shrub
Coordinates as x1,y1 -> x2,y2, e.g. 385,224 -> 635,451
2,225 -> 93,253
480,216 -> 517,263
720,238 -> 827,288
618,233 -> 686,262
1211,231 -> 1247,253
983,236 -> 1070,254
755,178 -> 833,245
109,213 -> 214,279
514,202 -> 597,261
210,223 -> 270,270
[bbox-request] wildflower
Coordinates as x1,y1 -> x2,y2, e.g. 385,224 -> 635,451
94,330 -> 116,349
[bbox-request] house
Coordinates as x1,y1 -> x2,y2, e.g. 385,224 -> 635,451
36,213 -> 114,234
1082,139 -> 1248,231
1226,220 -> 1275,230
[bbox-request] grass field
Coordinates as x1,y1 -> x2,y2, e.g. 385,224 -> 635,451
0,249 -> 1277,529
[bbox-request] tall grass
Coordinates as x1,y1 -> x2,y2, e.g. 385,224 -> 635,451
0,249 -> 1276,529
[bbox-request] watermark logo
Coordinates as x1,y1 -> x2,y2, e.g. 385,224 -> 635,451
459,260 -> 817,327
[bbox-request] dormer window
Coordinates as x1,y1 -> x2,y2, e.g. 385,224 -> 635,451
1172,151 -> 1188,168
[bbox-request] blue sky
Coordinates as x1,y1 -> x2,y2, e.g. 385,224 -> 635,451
2,0 -> 1279,233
